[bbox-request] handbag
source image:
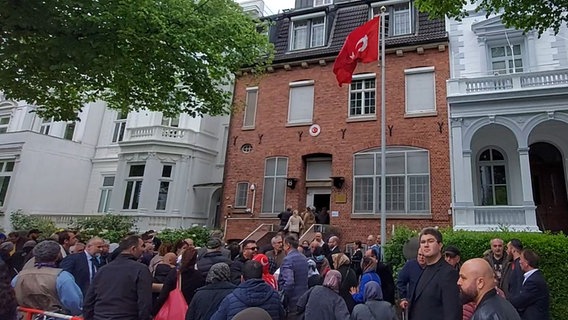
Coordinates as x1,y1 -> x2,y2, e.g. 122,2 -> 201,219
154,272 -> 188,320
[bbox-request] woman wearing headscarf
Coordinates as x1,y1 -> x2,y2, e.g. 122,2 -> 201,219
153,247 -> 206,315
350,256 -> 382,304
350,281 -> 396,320
186,263 -> 236,320
297,270 -> 350,320
307,258 -> 322,288
332,253 -> 358,312
252,253 -> 277,290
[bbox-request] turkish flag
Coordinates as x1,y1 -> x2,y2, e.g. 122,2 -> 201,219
333,16 -> 380,86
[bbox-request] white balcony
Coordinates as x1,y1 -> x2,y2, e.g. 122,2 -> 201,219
124,125 -> 197,145
453,205 -> 540,232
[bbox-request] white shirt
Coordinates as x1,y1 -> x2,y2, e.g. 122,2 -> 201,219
523,268 -> 538,285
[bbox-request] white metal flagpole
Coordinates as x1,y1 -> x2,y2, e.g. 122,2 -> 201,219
379,6 -> 387,257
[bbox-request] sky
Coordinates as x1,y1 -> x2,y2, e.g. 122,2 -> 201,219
263,0 -> 295,14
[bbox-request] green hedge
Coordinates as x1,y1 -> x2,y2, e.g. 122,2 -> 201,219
384,227 -> 568,320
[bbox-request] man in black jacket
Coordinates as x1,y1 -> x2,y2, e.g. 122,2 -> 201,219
509,249 -> 550,320
458,258 -> 520,320
83,235 -> 153,320
197,238 -> 232,277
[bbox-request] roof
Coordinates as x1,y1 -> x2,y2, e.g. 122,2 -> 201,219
264,0 -> 447,64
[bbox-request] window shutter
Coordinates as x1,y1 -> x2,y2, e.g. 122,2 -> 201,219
406,71 -> 435,113
288,85 -> 314,123
244,89 -> 257,128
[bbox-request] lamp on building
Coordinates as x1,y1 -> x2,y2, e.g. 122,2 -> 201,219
330,176 -> 345,189
286,178 -> 298,189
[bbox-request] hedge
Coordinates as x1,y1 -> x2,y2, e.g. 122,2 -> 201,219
384,227 -> 568,320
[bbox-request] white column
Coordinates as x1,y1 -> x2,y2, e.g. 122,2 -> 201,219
518,147 -> 538,229
108,155 -> 129,213
138,152 -> 162,214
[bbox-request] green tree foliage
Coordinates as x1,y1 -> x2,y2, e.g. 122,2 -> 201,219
414,0 -> 568,35
0,0 -> 273,120
72,214 -> 137,243
9,210 -> 58,238
158,227 -> 211,248
385,227 -> 568,319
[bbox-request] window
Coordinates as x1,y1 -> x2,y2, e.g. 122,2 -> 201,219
314,0 -> 332,7
405,67 -> 436,115
306,159 -> 332,181
40,118 -> 54,135
262,157 -> 288,213
478,148 -> 508,205
98,176 -> 115,212
123,164 -> 144,210
235,182 -> 249,208
241,144 -> 253,153
353,148 -> 430,214
0,160 -> 15,206
156,164 -> 173,210
349,75 -> 376,117
290,15 -> 326,50
0,116 -> 10,133
112,111 -> 127,143
161,115 -> 179,127
371,2 -> 414,37
490,44 -> 523,74
288,81 -> 314,124
243,87 -> 258,129
64,121 -> 76,140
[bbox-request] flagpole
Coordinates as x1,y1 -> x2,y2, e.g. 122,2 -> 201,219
379,6 -> 387,258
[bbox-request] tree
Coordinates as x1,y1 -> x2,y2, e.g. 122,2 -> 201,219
415,0 -> 568,36
0,0 -> 273,120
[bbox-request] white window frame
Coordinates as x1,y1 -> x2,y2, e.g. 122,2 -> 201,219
243,87 -> 258,129
489,43 -> 524,75
288,80 -> 315,125
313,0 -> 332,7
161,115 -> 180,127
98,175 -> 115,213
353,147 -> 430,215
156,164 -> 173,211
40,117 -> 54,135
478,148 -> 509,206
0,115 -> 10,133
371,1 -> 414,37
405,67 -> 436,116
112,111 -> 127,143
123,164 -> 145,210
261,157 -> 288,214
0,160 -> 15,207
349,74 -> 376,118
290,13 -> 327,50
235,182 -> 249,208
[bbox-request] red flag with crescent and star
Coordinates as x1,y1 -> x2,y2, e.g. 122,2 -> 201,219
333,16 -> 379,86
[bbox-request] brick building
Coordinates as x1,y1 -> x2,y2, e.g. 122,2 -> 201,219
221,0 -> 451,244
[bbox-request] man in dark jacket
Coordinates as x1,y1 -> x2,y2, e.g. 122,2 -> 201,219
458,258 -> 520,320
230,240 -> 257,284
397,248 -> 426,308
508,249 -> 550,320
502,239 -> 524,297
187,262 -> 236,320
83,235 -> 153,320
279,235 -> 308,319
211,260 -> 284,320
277,208 -> 292,231
197,238 -> 231,277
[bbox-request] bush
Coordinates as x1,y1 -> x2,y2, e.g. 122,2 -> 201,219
384,227 -> 568,320
9,210 -> 58,238
72,214 -> 137,243
157,227 -> 211,248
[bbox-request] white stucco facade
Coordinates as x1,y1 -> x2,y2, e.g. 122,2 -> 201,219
448,10 -> 568,232
0,97 -> 230,232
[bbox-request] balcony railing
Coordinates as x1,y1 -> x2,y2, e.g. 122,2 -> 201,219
448,69 -> 568,96
453,205 -> 539,231
124,126 -> 196,144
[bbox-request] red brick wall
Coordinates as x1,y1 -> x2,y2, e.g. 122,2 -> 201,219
222,46 -> 451,244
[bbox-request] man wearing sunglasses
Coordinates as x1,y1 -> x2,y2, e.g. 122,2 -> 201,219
230,240 -> 258,285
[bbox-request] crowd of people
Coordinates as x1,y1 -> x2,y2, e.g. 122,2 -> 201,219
0,225 -> 551,320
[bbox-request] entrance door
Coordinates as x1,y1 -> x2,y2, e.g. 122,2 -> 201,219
530,142 -> 568,232
306,188 -> 331,214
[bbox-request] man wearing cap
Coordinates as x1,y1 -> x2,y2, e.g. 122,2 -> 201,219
197,238 -> 232,277
444,245 -> 462,271
12,240 -> 83,315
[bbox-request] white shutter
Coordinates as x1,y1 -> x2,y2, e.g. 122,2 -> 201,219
405,68 -> 436,114
244,88 -> 257,128
288,83 -> 314,124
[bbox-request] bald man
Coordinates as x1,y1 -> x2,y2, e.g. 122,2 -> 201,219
458,258 -> 520,320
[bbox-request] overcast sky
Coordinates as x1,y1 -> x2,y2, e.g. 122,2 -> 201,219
236,0 -> 295,15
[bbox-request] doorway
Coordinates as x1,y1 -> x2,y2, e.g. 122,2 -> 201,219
306,188 -> 331,214
529,142 -> 568,232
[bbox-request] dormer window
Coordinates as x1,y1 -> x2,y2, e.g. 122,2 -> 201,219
290,13 -> 326,50
314,0 -> 332,7
371,1 -> 414,37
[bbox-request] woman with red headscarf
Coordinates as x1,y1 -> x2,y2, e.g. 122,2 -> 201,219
253,254 -> 278,290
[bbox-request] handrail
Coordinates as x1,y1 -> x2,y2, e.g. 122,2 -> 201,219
298,224 -> 326,243
239,223 -> 274,246
17,307 -> 83,320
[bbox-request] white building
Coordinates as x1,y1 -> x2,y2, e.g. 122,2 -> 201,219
0,95 -> 230,231
447,8 -> 568,232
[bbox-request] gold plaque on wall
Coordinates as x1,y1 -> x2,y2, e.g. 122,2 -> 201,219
335,193 -> 347,203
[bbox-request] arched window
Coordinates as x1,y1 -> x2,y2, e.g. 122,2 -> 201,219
353,147 -> 430,214
478,148 -> 508,205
